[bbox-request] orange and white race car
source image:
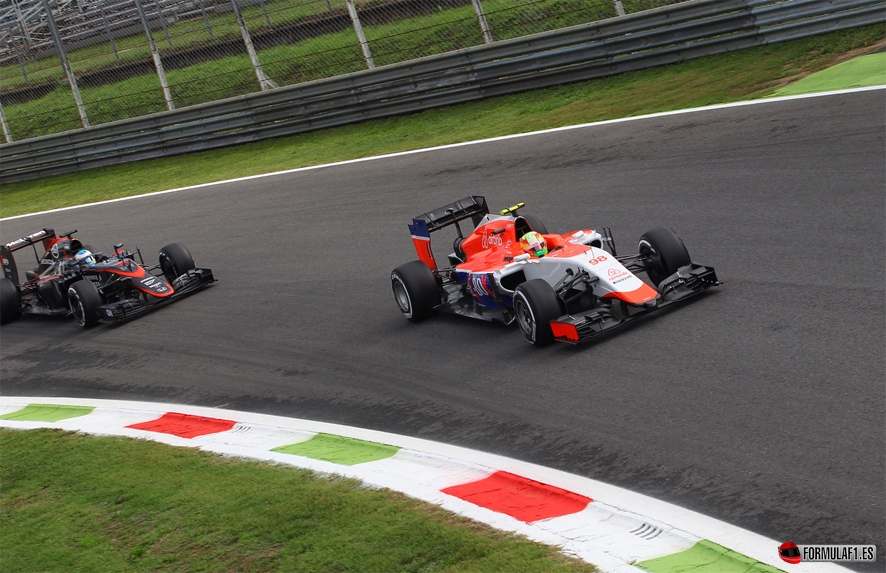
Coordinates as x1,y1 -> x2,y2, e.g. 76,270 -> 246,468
391,196 -> 718,346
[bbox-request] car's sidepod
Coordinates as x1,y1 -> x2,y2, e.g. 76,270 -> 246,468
87,260 -> 174,297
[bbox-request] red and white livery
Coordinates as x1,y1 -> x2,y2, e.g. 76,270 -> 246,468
392,196 -> 719,345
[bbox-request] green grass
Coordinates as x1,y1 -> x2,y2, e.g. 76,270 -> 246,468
774,51 -> 886,95
2,0 -> 650,91
0,428 -> 594,573
0,0 -> 353,89
2,24 -> 881,219
2,0 -> 676,140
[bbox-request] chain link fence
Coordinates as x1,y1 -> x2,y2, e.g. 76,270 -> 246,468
0,0 -> 686,142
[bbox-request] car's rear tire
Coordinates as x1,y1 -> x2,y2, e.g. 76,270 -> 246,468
159,243 -> 196,283
0,278 -> 22,325
513,279 -> 562,346
638,227 -> 691,287
391,261 -> 440,323
68,279 -> 102,328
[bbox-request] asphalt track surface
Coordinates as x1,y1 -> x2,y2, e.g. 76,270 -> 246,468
1,89 -> 884,569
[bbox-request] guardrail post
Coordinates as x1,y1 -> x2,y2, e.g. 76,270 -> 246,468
0,102 -> 12,143
41,0 -> 90,129
471,0 -> 493,44
231,0 -> 277,91
347,0 -> 374,69
613,1 -> 626,17
134,0 -> 175,111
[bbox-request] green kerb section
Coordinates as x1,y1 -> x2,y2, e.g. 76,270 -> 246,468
0,404 -> 95,422
637,540 -> 787,573
272,433 -> 400,466
775,52 -> 886,96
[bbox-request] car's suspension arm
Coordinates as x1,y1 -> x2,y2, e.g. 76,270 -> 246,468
553,268 -> 598,306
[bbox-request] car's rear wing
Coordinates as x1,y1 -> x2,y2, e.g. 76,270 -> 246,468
1,228 -> 57,284
408,196 -> 489,272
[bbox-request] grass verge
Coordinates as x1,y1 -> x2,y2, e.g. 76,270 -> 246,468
1,24 -> 883,219
0,428 -> 595,573
2,0 -> 636,139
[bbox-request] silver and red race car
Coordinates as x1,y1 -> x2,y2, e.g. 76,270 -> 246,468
391,196 -> 718,345
0,228 -> 214,327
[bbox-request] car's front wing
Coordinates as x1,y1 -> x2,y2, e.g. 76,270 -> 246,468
550,263 -> 719,344
96,268 -> 215,324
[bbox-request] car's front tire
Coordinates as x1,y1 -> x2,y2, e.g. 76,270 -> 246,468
68,279 -> 102,328
159,242 -> 196,283
391,261 -> 440,323
513,279 -> 562,346
638,227 -> 691,287
0,278 -> 22,325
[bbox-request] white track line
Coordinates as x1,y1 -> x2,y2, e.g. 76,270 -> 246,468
3,86 -> 882,223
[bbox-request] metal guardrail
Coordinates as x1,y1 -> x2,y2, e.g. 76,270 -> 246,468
0,0 -> 882,182
3,0 -> 606,137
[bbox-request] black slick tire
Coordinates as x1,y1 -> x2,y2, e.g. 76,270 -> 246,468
0,278 -> 22,325
68,279 -> 102,328
638,227 -> 691,287
391,261 -> 440,323
159,243 -> 196,283
513,279 -> 562,346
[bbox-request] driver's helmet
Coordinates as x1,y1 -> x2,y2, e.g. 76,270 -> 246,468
74,249 -> 96,269
519,231 -> 548,257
